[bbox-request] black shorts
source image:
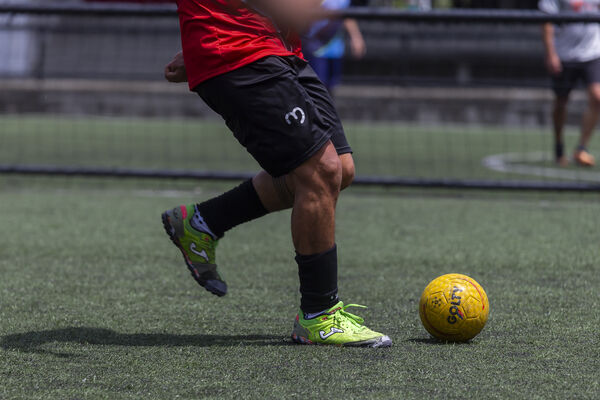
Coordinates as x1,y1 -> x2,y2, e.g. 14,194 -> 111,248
552,57 -> 600,97
195,56 -> 351,177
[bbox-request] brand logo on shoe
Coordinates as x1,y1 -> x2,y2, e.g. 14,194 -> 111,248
319,327 -> 344,340
189,243 -> 209,262
190,211 -> 216,239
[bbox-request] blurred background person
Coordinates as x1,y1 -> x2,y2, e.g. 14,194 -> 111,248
302,0 -> 367,93
540,0 -> 600,167
407,0 -> 432,9
451,0 -> 537,7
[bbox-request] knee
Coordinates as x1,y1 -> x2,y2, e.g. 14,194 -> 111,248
316,152 -> 343,195
340,154 -> 355,190
292,143 -> 342,198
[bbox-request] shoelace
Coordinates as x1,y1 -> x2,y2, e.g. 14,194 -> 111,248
335,304 -> 367,328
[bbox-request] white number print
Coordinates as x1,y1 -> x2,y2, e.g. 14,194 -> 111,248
284,107 -> 306,126
319,327 -> 344,340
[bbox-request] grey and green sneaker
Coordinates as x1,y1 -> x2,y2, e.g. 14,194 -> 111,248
161,204 -> 226,296
291,301 -> 392,347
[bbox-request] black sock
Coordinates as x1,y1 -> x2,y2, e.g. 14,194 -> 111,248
296,245 -> 339,314
196,179 -> 268,238
555,142 -> 564,159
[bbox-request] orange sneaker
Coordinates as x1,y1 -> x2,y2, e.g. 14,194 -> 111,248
574,149 -> 595,167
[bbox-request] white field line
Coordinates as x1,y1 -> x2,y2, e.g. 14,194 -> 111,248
482,151 -> 600,182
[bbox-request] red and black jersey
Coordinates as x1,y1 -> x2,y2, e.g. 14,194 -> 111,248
176,0 -> 303,89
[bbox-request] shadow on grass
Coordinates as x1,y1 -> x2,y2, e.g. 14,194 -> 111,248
0,327 -> 290,357
404,338 -> 474,345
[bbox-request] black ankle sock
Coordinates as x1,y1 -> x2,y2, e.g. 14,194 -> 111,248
196,179 -> 268,238
555,142 -> 564,159
296,245 -> 339,314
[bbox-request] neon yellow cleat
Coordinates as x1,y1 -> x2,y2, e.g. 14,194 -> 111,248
162,204 -> 226,296
291,302 -> 392,347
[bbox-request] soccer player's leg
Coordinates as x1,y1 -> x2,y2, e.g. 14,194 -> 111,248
162,180 -> 268,296
550,66 -> 573,166
552,95 -> 569,166
251,153 -> 355,212
162,140 -> 354,296
575,60 -> 600,166
162,56 -> 306,295
162,204 -> 226,296
279,57 -> 390,347
287,142 -> 391,347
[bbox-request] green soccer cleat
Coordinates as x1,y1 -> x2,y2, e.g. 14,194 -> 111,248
161,204 -> 227,296
291,301 -> 392,347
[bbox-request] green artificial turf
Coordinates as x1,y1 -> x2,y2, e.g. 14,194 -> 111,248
2,115 -> 597,183
0,179 -> 598,399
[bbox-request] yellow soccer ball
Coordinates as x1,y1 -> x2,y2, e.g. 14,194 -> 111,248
419,273 -> 489,342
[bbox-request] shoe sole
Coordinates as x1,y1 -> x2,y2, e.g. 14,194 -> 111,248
161,211 -> 227,297
291,333 -> 392,348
